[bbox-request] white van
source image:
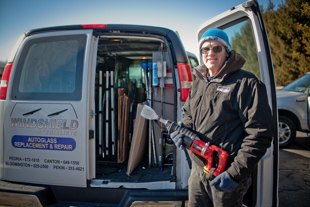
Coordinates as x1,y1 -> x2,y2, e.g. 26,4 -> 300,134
0,0 -> 278,206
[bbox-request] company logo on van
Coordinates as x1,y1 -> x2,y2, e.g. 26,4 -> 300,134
12,135 -> 76,151
11,118 -> 79,136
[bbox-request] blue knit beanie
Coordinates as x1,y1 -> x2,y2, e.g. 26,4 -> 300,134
199,28 -> 231,53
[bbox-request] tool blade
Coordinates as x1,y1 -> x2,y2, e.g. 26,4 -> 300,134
140,105 -> 159,120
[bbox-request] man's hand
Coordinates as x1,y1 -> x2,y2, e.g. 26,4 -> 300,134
210,171 -> 238,192
170,130 -> 185,150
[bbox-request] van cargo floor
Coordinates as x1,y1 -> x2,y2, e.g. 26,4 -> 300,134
96,160 -> 172,182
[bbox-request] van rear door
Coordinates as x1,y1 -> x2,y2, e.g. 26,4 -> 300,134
3,29 -> 96,187
197,0 -> 278,206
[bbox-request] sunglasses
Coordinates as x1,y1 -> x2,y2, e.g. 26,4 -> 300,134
201,45 -> 223,54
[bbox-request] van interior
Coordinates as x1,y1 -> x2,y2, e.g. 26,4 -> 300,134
94,36 -> 177,185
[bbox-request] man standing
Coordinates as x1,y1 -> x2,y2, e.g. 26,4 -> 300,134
171,28 -> 273,207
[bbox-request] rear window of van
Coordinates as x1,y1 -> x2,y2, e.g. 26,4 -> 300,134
11,35 -> 86,101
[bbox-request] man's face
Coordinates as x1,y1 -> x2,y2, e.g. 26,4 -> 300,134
201,40 -> 227,76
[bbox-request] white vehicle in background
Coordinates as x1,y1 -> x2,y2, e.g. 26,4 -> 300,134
277,72 -> 310,147
0,0 -> 278,206
186,51 -> 199,70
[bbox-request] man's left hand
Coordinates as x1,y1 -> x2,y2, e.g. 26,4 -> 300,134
210,171 -> 238,192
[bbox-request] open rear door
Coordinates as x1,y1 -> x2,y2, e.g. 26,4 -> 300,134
3,29 -> 96,187
197,0 -> 278,206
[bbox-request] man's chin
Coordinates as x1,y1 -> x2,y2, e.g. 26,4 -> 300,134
207,65 -> 220,71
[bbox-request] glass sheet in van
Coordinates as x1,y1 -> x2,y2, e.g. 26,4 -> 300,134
11,35 -> 86,101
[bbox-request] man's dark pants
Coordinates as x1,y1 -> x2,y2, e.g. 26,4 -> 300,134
188,161 -> 252,207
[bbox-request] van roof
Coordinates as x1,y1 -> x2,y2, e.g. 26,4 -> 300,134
25,24 -> 188,63
26,24 -> 171,36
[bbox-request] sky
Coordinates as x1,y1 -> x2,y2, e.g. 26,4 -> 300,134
0,0 -> 283,62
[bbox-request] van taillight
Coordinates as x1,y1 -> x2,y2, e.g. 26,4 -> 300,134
177,63 -> 193,101
0,63 -> 13,99
81,24 -> 107,29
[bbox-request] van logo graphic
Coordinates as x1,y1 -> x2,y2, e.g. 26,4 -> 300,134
12,135 -> 76,151
11,118 -> 79,136
217,86 -> 231,93
11,118 -> 78,129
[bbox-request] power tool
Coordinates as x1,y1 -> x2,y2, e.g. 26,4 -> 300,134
140,105 -> 229,177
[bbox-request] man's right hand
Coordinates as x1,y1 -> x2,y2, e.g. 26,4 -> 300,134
170,131 -> 185,150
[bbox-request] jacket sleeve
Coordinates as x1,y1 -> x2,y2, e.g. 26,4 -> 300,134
226,78 -> 274,182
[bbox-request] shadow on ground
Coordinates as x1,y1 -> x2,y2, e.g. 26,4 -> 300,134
279,134 -> 310,207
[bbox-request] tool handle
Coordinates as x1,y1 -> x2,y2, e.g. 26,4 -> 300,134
213,147 -> 229,176
204,145 -> 229,176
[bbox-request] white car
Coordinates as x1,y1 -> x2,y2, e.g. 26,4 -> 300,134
277,72 -> 310,147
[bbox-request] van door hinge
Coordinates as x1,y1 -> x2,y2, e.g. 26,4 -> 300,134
90,110 -> 96,118
89,130 -> 94,140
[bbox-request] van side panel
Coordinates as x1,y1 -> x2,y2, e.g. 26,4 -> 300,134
4,103 -> 86,187
2,30 -> 93,187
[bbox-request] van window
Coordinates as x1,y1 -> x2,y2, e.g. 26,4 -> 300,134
224,21 -> 261,79
11,35 -> 86,100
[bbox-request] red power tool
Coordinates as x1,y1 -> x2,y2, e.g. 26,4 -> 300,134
140,105 -> 229,177
168,122 -> 229,176
162,117 -> 229,176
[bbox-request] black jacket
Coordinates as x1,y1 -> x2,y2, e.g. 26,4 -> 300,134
183,50 -> 273,182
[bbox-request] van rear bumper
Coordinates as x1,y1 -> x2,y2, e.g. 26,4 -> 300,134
0,180 -> 56,206
0,180 -> 188,206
